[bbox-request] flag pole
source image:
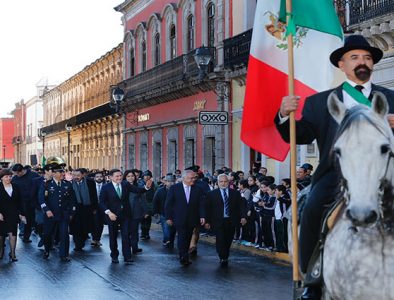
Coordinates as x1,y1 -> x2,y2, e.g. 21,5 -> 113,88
286,0 -> 301,291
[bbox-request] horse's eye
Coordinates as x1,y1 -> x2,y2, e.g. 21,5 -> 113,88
333,148 -> 341,157
381,144 -> 390,154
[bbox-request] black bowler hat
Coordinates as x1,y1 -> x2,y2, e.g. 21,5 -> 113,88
329,35 -> 383,67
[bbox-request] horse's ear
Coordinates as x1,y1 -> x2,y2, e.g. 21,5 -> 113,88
371,91 -> 389,118
327,91 -> 347,124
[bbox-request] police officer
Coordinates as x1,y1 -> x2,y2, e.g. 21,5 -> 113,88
39,166 -> 76,262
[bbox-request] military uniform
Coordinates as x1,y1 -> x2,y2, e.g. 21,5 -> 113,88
39,179 -> 76,260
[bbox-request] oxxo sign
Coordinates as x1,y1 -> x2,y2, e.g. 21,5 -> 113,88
198,111 -> 228,125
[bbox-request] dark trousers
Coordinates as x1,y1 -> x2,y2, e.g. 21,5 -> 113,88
92,210 -> 104,242
140,216 -> 152,237
129,218 -> 141,253
274,219 -> 286,251
72,205 -> 93,249
23,204 -> 36,240
261,215 -> 274,248
107,218 -> 131,260
283,217 -> 289,252
176,225 -> 194,260
214,219 -> 236,260
43,216 -> 70,258
300,171 -> 339,273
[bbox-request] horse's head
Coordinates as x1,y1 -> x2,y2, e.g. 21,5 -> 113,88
328,91 -> 394,228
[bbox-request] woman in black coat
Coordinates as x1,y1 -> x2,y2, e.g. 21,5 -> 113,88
123,170 -> 148,254
0,169 -> 25,261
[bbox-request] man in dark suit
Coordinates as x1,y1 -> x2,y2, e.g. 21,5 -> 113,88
39,166 -> 77,262
276,35 -> 394,299
205,174 -> 247,267
165,170 -> 206,266
91,171 -> 105,247
99,169 -> 152,264
70,168 -> 98,251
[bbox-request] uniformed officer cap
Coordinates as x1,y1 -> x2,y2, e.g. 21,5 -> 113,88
301,163 -> 313,171
52,166 -> 65,173
142,170 -> 153,177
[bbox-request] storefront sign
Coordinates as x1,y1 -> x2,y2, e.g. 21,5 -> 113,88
198,111 -> 228,125
193,99 -> 207,111
138,113 -> 150,122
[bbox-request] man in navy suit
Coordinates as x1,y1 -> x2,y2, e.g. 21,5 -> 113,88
99,169 -> 152,264
165,170 -> 206,266
276,35 -> 394,299
205,174 -> 247,267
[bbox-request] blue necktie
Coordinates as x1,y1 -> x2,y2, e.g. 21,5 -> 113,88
223,189 -> 229,217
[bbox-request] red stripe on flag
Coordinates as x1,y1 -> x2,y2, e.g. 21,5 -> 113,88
241,55 -> 316,161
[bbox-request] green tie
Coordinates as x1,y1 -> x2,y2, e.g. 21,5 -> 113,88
116,184 -> 121,198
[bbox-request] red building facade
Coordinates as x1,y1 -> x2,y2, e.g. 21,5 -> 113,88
116,0 -> 232,179
11,100 -> 26,164
0,118 -> 15,166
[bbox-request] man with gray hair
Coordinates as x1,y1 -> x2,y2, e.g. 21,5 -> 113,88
165,170 -> 206,266
205,173 -> 247,267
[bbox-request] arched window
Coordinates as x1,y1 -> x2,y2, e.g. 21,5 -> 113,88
207,3 -> 215,47
141,40 -> 147,72
187,15 -> 194,52
170,24 -> 176,59
130,48 -> 135,77
154,33 -> 160,66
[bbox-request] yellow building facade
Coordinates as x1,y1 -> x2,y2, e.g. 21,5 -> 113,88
42,44 -> 123,170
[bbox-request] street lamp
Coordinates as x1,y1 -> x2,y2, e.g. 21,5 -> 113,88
111,86 -> 125,113
65,124 -> 72,169
2,145 -> 6,165
41,130 -> 47,165
194,46 -> 212,79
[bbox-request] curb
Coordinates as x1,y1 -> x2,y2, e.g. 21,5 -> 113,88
151,223 -> 291,265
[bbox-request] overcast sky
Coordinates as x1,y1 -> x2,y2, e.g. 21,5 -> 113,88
0,0 -> 124,117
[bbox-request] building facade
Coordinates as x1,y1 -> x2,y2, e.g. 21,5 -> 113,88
11,101 -> 26,165
0,118 -> 15,167
115,0 -> 232,180
42,44 -> 123,170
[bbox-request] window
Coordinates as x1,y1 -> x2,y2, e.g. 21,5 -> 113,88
187,15 -> 194,52
141,41 -> 147,72
207,3 -> 215,47
170,24 -> 176,59
154,33 -> 160,66
130,48 -> 135,77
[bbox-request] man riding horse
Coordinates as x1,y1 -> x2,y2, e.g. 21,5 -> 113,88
275,35 -> 394,299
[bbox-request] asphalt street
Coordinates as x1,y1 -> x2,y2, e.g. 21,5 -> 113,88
0,230 -> 292,300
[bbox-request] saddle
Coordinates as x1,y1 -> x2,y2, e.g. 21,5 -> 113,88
304,196 -> 345,287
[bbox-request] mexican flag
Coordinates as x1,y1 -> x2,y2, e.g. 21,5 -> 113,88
241,0 -> 343,161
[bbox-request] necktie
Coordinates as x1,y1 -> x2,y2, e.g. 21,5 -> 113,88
116,184 -> 121,198
57,181 -> 61,187
185,186 -> 190,203
223,189 -> 230,216
355,85 -> 364,92
97,184 -> 102,196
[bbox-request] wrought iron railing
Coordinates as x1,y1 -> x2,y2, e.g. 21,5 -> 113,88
334,0 -> 394,29
121,47 -> 216,99
223,29 -> 252,71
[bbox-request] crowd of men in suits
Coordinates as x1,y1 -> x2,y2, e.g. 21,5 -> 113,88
1,161 -> 303,267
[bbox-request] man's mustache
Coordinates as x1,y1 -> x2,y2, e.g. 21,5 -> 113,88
354,64 -> 371,73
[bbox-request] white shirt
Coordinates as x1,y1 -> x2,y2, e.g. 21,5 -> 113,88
183,184 -> 191,202
4,185 -> 12,197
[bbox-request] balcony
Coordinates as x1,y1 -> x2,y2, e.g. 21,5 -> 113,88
224,29 -> 252,72
119,48 -> 217,111
346,0 -> 394,27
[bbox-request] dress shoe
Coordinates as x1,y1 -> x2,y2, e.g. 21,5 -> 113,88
73,247 -> 84,252
180,258 -> 192,266
140,235 -> 150,240
111,258 -> 119,264
124,258 -> 134,265
133,248 -> 143,254
60,257 -> 71,263
22,238 -> 32,243
91,240 -> 102,247
43,251 -> 50,259
220,259 -> 228,268
301,286 -> 322,300
37,239 -> 44,248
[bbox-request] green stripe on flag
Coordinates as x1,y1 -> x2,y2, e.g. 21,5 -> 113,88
279,0 -> 343,39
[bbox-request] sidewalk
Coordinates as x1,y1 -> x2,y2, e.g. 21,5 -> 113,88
151,223 -> 291,265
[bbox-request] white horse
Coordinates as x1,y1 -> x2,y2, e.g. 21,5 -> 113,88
322,91 -> 394,299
